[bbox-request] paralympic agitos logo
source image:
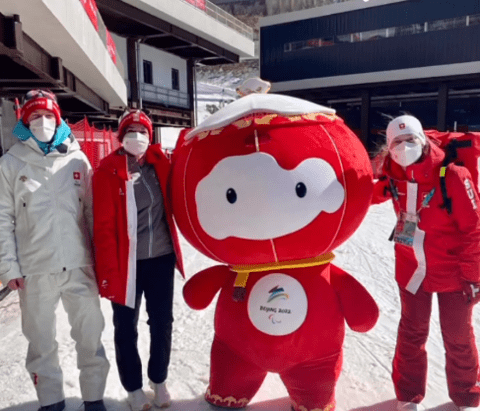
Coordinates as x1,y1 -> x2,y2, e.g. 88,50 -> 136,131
259,285 -> 292,324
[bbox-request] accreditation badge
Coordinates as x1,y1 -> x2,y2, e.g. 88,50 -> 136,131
393,212 -> 418,247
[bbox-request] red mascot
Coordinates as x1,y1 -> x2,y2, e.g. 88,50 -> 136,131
171,84 -> 379,411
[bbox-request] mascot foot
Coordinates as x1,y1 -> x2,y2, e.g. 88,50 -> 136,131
207,404 -> 246,410
291,401 -> 335,411
205,389 -> 249,409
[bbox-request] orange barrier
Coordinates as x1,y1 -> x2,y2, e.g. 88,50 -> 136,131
69,117 -> 119,169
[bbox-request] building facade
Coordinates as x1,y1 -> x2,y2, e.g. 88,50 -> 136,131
0,0 -> 255,152
260,0 -> 480,152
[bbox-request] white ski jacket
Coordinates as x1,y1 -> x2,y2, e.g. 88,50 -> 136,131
0,135 -> 93,284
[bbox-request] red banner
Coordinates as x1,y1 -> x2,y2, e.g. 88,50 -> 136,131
184,0 -> 206,11
80,0 -> 99,31
106,29 -> 117,64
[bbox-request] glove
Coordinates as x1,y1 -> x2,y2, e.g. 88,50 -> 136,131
7,278 -> 25,290
462,282 -> 480,304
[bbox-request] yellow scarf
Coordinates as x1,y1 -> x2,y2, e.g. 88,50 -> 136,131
231,253 -> 335,289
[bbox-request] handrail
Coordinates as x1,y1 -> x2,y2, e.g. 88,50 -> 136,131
140,82 -> 191,109
179,0 -> 254,40
267,0 -> 356,15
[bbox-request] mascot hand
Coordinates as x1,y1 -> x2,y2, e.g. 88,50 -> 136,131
330,264 -> 379,332
183,265 -> 228,310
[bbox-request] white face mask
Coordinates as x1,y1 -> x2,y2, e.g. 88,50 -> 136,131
29,116 -> 56,143
123,132 -> 150,157
390,141 -> 423,167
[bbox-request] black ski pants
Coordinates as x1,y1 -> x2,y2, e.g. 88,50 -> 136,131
111,253 -> 176,392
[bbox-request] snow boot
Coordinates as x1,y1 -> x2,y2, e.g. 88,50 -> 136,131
397,401 -> 421,411
84,400 -> 107,411
38,400 -> 65,411
126,389 -> 152,411
150,381 -> 171,408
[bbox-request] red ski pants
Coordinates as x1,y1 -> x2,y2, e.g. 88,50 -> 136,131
392,286 -> 480,407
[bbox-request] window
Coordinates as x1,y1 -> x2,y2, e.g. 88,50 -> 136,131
428,17 -> 466,32
172,68 -> 179,91
469,13 -> 480,26
283,13 -> 476,53
143,60 -> 153,84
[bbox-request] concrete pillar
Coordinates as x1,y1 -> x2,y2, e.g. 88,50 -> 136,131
360,90 -> 371,150
187,58 -> 196,127
437,83 -> 448,131
127,38 -> 140,108
0,99 -> 19,156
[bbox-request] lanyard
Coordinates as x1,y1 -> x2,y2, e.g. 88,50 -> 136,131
417,188 -> 435,214
389,178 -> 435,214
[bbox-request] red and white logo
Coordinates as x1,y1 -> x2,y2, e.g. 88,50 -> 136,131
73,172 -> 81,180
399,123 -> 406,130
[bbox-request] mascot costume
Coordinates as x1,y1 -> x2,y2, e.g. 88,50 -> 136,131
171,79 -> 379,411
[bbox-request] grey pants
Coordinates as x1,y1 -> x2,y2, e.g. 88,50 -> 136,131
19,267 -> 110,406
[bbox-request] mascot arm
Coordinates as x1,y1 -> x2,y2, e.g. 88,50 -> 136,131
183,265 -> 229,310
330,264 -> 379,332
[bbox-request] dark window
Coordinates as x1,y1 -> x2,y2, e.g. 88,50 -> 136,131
172,68 -> 179,90
143,60 -> 153,84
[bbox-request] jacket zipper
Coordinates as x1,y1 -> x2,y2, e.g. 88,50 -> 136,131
140,170 -> 155,258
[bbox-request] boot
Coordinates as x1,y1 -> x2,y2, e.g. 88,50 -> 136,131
397,401 -> 420,411
150,381 -> 171,408
126,389 -> 152,411
84,400 -> 107,411
38,400 -> 66,411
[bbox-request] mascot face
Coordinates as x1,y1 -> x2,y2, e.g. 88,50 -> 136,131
171,94 -> 373,265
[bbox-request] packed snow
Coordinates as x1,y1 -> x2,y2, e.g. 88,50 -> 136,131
1,82 -> 480,411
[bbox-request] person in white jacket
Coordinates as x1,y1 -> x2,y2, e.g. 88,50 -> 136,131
0,90 -> 109,411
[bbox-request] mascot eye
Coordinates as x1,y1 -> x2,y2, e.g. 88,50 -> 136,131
226,188 -> 237,204
296,182 -> 307,198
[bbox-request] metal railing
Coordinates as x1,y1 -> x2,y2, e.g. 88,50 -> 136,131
267,0 -> 352,16
140,83 -> 190,109
179,0 -> 254,40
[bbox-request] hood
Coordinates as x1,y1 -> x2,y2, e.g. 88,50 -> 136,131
7,128 -> 81,168
384,139 -> 445,183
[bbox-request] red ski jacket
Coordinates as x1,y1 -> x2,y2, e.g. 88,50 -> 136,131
373,142 -> 480,294
93,145 -> 184,307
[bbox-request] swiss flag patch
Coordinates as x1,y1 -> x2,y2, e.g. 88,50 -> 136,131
73,172 -> 81,180
399,123 -> 406,130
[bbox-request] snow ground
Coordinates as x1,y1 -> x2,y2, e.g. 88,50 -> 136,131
1,83 -> 480,411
